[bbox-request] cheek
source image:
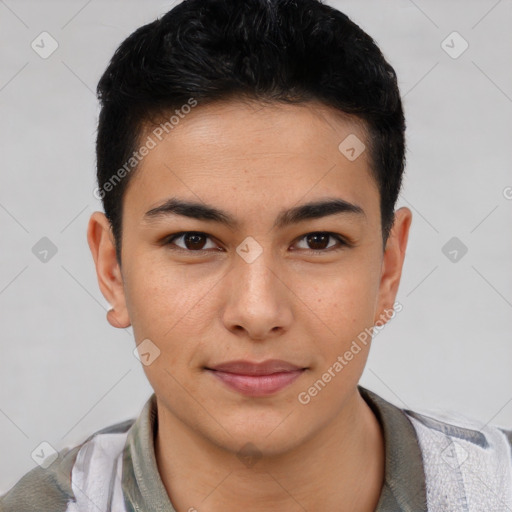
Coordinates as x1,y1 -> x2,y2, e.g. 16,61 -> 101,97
124,267 -> 203,393
123,256 -> 219,369
298,259 -> 380,334
297,273 -> 377,402
124,253 -> 197,329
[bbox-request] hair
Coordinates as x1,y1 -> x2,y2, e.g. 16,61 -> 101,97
96,0 -> 406,265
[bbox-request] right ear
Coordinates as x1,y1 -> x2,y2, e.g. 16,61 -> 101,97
86,211 -> 131,328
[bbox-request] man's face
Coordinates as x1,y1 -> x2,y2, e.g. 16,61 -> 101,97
90,99 -> 410,456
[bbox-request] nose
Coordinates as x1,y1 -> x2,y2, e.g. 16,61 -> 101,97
220,250 -> 293,341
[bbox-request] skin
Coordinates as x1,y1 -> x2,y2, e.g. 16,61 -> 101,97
87,99 -> 412,512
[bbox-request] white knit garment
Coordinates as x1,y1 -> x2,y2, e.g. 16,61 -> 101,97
409,414 -> 512,512
66,432 -> 128,512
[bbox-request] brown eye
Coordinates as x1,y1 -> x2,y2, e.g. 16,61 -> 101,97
294,232 -> 347,253
165,232 -> 218,251
183,233 -> 207,250
306,233 -> 330,250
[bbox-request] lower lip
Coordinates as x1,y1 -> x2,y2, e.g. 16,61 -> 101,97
207,369 -> 305,396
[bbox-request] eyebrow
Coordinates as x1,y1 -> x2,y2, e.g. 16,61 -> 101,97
143,196 -> 365,230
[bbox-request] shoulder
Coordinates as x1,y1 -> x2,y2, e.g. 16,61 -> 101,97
0,444 -> 81,512
0,418 -> 135,512
403,407 -> 512,511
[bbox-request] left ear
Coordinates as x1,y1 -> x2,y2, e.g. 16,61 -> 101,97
374,206 -> 412,325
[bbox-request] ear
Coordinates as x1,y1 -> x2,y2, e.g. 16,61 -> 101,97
374,206 -> 412,325
87,211 -> 131,329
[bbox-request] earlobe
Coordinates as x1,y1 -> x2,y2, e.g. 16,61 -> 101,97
373,207 -> 412,325
87,212 -> 131,329
107,307 -> 131,329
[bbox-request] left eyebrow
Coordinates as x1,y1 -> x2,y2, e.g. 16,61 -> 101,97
143,196 -> 366,230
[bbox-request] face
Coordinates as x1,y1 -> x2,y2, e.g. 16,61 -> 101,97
88,99 -> 411,457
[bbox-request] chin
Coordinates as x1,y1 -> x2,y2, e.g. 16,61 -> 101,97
210,416 -> 308,458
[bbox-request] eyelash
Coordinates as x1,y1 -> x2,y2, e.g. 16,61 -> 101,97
162,231 -> 351,255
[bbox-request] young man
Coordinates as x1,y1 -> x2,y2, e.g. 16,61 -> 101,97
2,0 -> 511,511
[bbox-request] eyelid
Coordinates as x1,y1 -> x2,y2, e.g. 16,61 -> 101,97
163,231 -> 353,253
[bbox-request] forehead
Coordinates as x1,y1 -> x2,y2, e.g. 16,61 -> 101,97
123,99 -> 379,222
140,99 -> 370,160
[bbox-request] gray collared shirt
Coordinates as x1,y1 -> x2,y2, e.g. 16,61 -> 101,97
3,385 -> 511,511
121,385 -> 428,511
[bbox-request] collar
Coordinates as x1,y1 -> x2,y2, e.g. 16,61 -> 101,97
358,386 -> 428,511
121,386 -> 427,511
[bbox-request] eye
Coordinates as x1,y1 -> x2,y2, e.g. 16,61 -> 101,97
164,231 -> 220,252
292,232 -> 348,253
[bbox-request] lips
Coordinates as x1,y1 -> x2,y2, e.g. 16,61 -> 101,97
205,359 -> 307,396
206,359 -> 305,375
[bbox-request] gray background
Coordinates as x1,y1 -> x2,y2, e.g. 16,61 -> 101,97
1,0 -> 511,493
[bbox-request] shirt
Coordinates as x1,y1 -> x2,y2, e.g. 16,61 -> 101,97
1,385 -> 511,511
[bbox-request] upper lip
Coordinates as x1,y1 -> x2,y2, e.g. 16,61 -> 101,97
206,359 -> 306,375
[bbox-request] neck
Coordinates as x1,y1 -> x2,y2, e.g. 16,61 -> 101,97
155,389 -> 385,512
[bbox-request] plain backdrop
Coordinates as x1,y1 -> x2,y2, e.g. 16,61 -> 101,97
1,0 -> 511,493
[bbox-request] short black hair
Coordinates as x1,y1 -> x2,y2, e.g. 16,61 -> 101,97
95,0 -> 406,265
